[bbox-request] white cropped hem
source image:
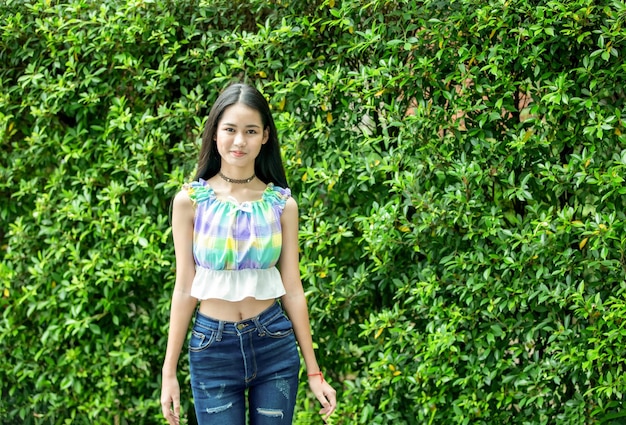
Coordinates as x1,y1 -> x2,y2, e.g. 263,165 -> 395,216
190,266 -> 286,301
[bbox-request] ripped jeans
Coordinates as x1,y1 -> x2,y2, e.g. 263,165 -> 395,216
189,302 -> 300,424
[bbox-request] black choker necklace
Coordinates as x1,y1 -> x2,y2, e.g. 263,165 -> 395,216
218,171 -> 255,184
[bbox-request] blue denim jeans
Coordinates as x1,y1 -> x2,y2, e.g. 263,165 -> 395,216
189,302 -> 300,424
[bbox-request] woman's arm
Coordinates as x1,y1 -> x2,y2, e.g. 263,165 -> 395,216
160,190 -> 198,425
279,197 -> 337,420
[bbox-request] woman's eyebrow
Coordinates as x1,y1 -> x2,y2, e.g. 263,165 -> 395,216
221,122 -> 262,128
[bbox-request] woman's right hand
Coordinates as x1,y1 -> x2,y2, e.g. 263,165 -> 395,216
160,374 -> 181,425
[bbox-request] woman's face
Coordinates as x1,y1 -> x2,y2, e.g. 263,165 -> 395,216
215,103 -> 268,170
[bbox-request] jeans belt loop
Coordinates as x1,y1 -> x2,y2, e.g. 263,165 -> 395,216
253,317 -> 265,336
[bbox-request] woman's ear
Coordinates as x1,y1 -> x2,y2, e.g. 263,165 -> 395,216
262,127 -> 269,144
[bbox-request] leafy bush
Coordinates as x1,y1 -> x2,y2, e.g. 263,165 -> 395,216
1,0 -> 624,424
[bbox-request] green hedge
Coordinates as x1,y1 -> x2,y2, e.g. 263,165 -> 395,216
1,0 -> 625,423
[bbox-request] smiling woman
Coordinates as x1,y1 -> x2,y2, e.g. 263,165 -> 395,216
214,103 -> 268,176
160,83 -> 337,425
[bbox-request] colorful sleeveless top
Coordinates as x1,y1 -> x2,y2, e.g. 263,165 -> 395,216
184,178 -> 290,301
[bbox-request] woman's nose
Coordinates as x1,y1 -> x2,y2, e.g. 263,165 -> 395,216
233,132 -> 245,145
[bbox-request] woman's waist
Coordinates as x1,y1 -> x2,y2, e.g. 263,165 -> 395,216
196,298 -> 281,329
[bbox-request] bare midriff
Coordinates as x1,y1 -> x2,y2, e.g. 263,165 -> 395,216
198,297 -> 276,322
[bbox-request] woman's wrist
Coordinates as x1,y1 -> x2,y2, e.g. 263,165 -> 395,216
162,364 -> 178,377
307,371 -> 324,382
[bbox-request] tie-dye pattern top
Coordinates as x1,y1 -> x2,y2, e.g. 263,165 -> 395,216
184,179 -> 290,301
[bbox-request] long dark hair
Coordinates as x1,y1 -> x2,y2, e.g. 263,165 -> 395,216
193,83 -> 288,188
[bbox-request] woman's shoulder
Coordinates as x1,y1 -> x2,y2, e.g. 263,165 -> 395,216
171,188 -> 195,223
263,183 -> 293,210
173,188 -> 192,204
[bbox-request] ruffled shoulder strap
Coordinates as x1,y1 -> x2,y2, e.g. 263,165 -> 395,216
263,183 -> 291,211
183,179 -> 215,206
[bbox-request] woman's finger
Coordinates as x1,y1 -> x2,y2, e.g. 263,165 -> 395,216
161,397 -> 180,425
316,384 -> 337,419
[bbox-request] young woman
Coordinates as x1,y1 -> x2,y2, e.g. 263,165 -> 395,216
160,83 -> 337,424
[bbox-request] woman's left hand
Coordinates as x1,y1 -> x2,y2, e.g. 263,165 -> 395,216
308,373 -> 337,421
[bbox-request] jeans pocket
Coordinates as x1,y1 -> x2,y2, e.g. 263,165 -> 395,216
261,314 -> 294,338
189,328 -> 216,352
